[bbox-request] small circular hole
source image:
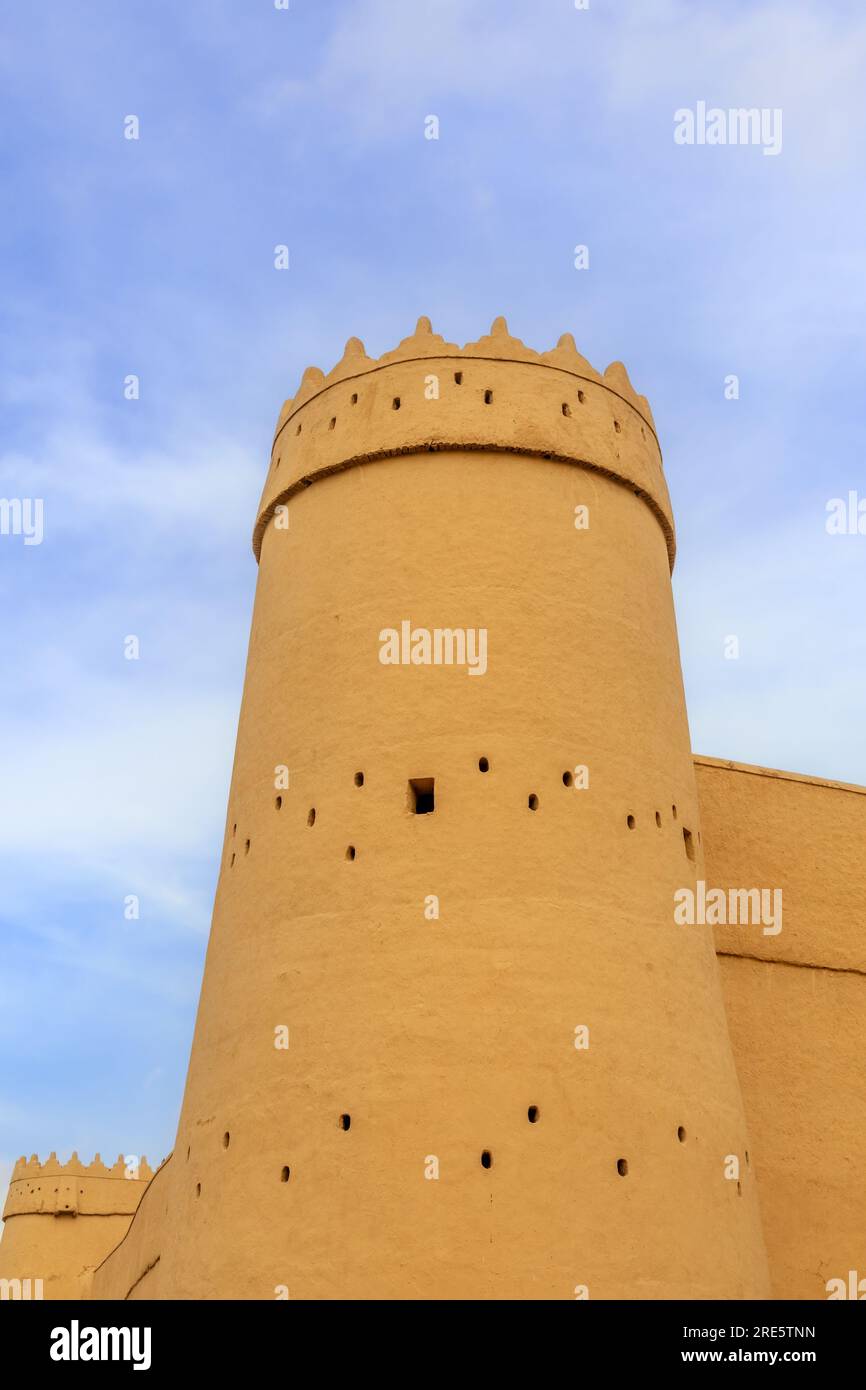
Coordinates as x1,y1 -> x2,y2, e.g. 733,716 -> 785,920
222,1132 -> 230,1149
527,1106 -> 539,1124
280,1166 -> 291,1183
346,845 -> 356,860
562,402 -> 571,417
528,794 -> 539,811
307,808 -> 316,827
627,814 -> 636,829
481,1150 -> 492,1169
677,1126 -> 686,1143
655,811 -> 662,827
617,1158 -> 628,1177
478,757 -> 489,772
354,771 -> 364,787
562,770 -> 573,787
275,795 -> 282,810
350,392 -> 358,405
339,1114 -> 351,1131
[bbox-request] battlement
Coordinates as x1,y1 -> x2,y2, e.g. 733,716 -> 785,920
3,1153 -> 153,1220
254,316 -> 675,568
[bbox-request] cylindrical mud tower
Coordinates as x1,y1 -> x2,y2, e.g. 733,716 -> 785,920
115,318 -> 770,1299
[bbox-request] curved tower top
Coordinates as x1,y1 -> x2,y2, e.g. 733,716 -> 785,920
254,316 -> 675,568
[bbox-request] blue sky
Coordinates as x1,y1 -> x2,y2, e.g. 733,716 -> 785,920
1,0 -> 865,1186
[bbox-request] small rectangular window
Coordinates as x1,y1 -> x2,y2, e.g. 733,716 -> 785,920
409,778 -> 435,814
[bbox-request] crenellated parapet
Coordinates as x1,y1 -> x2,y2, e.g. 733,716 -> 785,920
253,316 -> 675,568
3,1152 -> 154,1219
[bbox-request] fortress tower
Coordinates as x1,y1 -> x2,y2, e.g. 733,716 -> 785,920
0,1153 -> 152,1299
87,317 -> 771,1299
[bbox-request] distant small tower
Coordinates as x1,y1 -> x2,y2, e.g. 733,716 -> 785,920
96,317 -> 771,1299
0,1153 -> 152,1299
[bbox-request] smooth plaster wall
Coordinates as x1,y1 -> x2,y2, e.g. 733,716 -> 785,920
697,758 -> 866,1300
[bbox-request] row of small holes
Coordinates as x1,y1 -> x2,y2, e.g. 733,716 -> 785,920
194,1127 -> 749,1195
627,808 -> 675,829
198,1125 -> 723,1194
278,381 -> 642,466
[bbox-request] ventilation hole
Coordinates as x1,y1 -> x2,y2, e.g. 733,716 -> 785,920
737,1180 -> 742,1196
392,397 -> 401,410
354,771 -> 364,787
655,811 -> 662,827
454,371 -> 463,385
614,420 -> 622,433
232,823 -> 237,836
640,426 -> 646,439
562,402 -> 571,417
528,793 -> 539,811
562,770 -> 573,787
339,1114 -> 351,1131
484,389 -> 493,404
195,1182 -> 201,1197
627,814 -> 636,829
307,808 -> 316,827
527,1105 -> 539,1124
745,1150 -> 750,1166
683,827 -> 695,863
677,1126 -> 686,1143
409,778 -> 435,814
350,392 -> 358,405
186,1146 -> 190,1162
672,804 -> 677,819
280,1166 -> 290,1183
481,1150 -> 492,1169
275,795 -> 282,810
295,423 -> 302,435
478,757 -> 489,773
346,845 -> 356,860
577,389 -> 586,404
329,417 -> 336,430
229,853 -> 235,867
244,838 -> 250,854
617,1158 -> 628,1177
275,455 -> 281,469
222,1132 -> 230,1149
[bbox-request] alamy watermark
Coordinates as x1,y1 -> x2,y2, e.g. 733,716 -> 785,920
0,497 -> 43,545
379,621 -> 488,676
675,880 -> 782,936
826,492 -> 866,535
674,102 -> 782,156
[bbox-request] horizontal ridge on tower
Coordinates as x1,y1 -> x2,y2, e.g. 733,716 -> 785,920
254,316 -> 675,569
